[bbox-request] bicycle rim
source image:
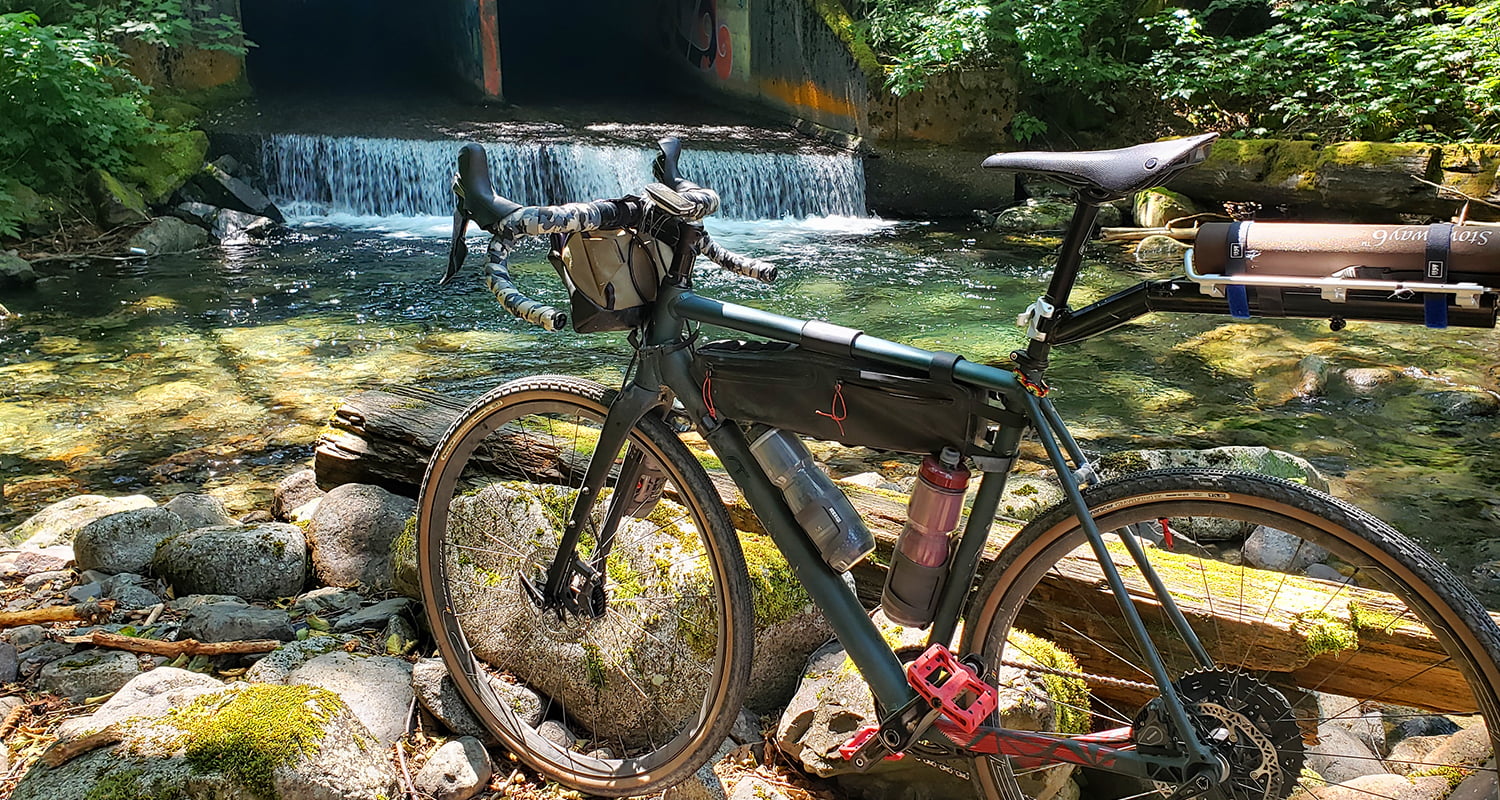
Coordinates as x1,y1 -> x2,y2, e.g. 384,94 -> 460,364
964,469 -> 1500,800
417,376 -> 752,795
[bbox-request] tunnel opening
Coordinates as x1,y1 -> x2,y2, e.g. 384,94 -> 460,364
496,0 -> 678,104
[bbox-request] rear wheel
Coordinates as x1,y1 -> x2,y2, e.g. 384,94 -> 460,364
417,375 -> 753,796
964,469 -> 1500,800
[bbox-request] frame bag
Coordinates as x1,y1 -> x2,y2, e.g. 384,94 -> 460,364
694,340 -> 1005,455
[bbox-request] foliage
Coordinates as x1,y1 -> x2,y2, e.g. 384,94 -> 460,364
0,2 -> 245,237
863,0 -> 1140,110
1145,0 -> 1500,141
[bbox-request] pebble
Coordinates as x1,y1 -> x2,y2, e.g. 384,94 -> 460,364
413,737 -> 492,800
0,642 -> 18,683
6,625 -> 46,650
292,587 -> 364,617
23,570 -> 71,590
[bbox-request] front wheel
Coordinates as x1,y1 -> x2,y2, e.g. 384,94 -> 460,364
417,375 -> 754,796
964,469 -> 1500,800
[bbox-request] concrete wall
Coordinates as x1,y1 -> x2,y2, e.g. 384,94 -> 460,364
659,0 -> 871,138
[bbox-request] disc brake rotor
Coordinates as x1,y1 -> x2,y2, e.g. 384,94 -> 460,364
1136,668 -> 1305,800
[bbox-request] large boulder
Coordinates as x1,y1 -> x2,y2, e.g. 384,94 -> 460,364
85,170 -> 150,228
126,216 -> 213,255
153,522 -> 308,600
181,163 -> 285,222
284,651 -> 414,749
11,683 -> 397,800
56,667 -> 223,740
7,494 -> 156,549
307,483 -> 414,590
120,128 -> 209,205
72,507 -> 186,575
243,634 -> 363,684
991,199 -> 1075,234
212,208 -> 278,242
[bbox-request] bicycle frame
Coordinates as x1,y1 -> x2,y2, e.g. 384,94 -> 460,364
540,209 -> 1229,786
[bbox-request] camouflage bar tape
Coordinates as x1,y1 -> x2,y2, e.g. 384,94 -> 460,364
484,235 -> 567,330
697,231 -> 777,283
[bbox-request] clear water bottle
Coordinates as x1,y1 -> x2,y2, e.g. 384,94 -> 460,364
881,447 -> 970,627
748,427 -> 875,573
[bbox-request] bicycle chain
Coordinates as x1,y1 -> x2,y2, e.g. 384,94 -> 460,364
1000,658 -> 1156,693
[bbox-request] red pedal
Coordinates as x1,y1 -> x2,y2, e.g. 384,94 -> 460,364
907,645 -> 998,736
837,726 -> 904,761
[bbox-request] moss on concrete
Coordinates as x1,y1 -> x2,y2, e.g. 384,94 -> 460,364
805,0 -> 887,82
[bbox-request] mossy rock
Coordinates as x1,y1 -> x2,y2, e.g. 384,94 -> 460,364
85,170 -> 150,229
1133,187 -> 1198,228
121,129 -> 209,206
12,684 -> 397,800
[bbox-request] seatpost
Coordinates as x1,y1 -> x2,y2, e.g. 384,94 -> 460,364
1015,198 -> 1102,377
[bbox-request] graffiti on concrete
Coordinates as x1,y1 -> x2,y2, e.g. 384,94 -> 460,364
679,0 -> 745,81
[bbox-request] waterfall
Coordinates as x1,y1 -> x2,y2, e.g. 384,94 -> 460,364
261,134 -> 866,220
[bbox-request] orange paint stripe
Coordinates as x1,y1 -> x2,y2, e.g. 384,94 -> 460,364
759,77 -> 856,121
479,0 -> 501,100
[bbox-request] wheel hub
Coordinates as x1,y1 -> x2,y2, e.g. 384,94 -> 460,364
1134,669 -> 1304,800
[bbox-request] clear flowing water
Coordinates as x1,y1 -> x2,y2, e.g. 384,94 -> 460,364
2,135 -> 1498,599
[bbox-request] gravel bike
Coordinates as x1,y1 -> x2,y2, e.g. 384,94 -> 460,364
416,133 -> 1500,800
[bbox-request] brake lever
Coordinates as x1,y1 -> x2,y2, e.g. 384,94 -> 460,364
443,205 -> 471,285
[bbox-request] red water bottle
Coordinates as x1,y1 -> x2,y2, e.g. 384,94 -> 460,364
881,448 -> 970,627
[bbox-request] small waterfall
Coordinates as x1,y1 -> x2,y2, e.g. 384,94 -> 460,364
261,134 -> 866,220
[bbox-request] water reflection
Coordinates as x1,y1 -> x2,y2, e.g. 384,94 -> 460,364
1,217 -> 1497,593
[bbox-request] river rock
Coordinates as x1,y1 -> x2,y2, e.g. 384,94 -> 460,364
181,601 -> 295,643
1288,773 -> 1448,800
413,737 -> 492,800
285,651 -> 414,748
1244,525 -> 1329,572
1133,233 -> 1190,264
8,494 -> 156,549
1133,187 -> 1198,228
162,492 -> 238,530
101,572 -> 163,610
293,586 -> 365,617
35,649 -> 142,699
242,634 -> 362,683
5,625 -> 46,650
0,547 -> 72,578
662,739 -> 738,800
183,163 -> 285,223
126,216 -> 213,255
411,657 -> 537,741
10,683 -> 397,800
1342,367 -> 1401,392
992,199 -> 1075,234
333,597 -> 418,632
1426,389 -> 1500,419
213,208 -> 278,242
1305,722 -> 1384,785
73,506 -> 186,575
273,468 -> 325,521
152,522 -> 308,600
85,169 -> 149,228
0,251 -> 35,287
172,201 -> 220,228
307,483 -> 414,590
0,643 -> 17,684
56,666 -> 222,740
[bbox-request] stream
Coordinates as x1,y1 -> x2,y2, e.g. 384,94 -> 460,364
3,127 -> 1498,598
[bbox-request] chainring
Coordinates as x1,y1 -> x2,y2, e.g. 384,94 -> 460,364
1135,668 -> 1305,800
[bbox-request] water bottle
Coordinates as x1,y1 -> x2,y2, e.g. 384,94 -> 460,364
748,427 -> 875,573
881,447 -> 970,627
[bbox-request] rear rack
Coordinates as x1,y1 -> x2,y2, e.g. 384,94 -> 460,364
1048,256 -> 1499,346
1183,251 -> 1495,309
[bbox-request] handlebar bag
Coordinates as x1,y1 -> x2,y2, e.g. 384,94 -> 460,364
549,230 -> 671,332
693,339 -> 1006,455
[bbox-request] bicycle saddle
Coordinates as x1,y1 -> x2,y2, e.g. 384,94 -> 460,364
982,133 -> 1219,201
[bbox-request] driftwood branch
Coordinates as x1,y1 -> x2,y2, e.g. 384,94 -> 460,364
0,600 -> 116,630
57,630 -> 282,656
41,726 -> 123,766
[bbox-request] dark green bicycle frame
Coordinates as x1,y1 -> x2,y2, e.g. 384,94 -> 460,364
548,209 -> 1225,784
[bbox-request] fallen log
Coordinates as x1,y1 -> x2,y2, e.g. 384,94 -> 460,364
57,630 -> 282,657
317,388 -> 1490,710
0,599 -> 116,630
